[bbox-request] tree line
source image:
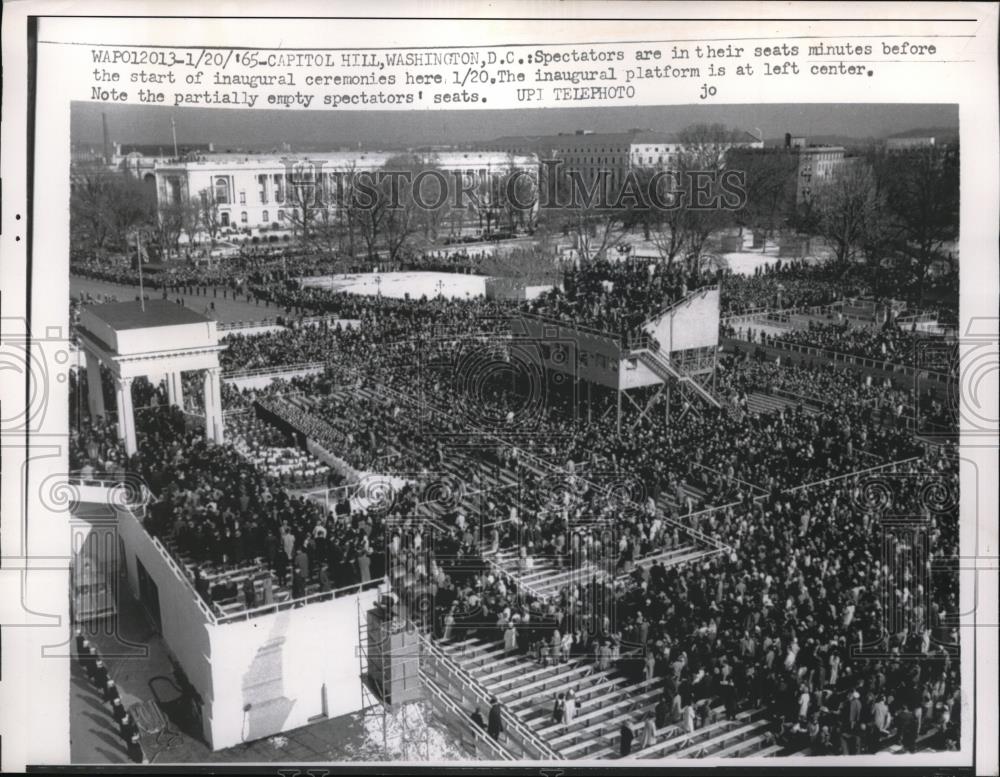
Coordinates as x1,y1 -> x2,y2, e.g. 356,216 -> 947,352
70,127 -> 958,304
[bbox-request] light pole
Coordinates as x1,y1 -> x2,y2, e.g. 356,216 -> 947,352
133,228 -> 153,312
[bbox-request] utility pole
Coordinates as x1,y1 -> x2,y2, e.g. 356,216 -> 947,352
171,116 -> 179,158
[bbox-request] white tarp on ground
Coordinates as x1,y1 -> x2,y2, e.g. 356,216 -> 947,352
298,271 -> 488,300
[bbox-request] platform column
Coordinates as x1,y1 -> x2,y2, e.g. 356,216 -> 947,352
84,351 -> 105,419
166,370 -> 183,408
114,376 -> 137,456
203,366 -> 224,444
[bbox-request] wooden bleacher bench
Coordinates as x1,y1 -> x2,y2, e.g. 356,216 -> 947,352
541,682 -> 663,741
548,692 -> 665,753
610,704 -> 734,760
697,725 -> 772,758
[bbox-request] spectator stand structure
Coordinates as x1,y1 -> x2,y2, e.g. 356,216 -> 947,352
513,286 -> 722,435
76,300 -> 226,455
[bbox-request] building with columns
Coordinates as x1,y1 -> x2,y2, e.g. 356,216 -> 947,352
75,300 -> 225,455
151,150 -> 537,231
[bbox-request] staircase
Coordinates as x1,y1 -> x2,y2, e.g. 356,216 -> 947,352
440,634 -> 774,760
746,391 -> 800,416
632,349 -> 721,409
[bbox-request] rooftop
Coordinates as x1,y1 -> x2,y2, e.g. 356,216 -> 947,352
82,299 -> 212,330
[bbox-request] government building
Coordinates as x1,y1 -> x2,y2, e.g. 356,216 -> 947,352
149,150 -> 538,230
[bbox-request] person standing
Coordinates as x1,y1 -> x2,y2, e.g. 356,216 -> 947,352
564,689 -> 577,728
898,705 -> 919,753
640,711 -> 657,749
552,693 -> 565,725
487,696 -> 504,742
619,719 -> 635,757
655,694 -> 669,730
503,621 -> 518,653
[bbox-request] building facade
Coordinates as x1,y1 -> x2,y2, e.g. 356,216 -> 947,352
794,145 -> 847,203
151,150 -> 537,230
476,128 -> 763,187
886,136 -> 937,152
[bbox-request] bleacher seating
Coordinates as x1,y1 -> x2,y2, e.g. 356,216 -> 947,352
439,633 -> 775,760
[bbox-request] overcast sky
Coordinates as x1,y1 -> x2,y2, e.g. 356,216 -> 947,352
72,102 -> 958,149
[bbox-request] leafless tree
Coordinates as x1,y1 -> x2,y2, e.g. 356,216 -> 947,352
197,188 -> 223,248
813,162 -> 885,267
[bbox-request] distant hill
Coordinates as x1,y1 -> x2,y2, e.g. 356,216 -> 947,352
886,126 -> 960,143
764,134 -> 875,148
764,127 -> 958,149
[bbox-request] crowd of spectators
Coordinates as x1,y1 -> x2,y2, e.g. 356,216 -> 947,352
68,249 -> 960,755
719,262 -> 870,316
526,258 -> 706,340
757,321 -> 954,371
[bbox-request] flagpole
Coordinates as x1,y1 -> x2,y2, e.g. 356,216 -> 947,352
136,231 -> 146,312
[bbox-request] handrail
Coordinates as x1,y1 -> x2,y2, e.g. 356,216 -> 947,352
784,456 -> 922,493
514,310 -> 622,343
633,348 -> 722,409
217,318 -> 285,331
724,337 -> 954,383
721,298 -> 848,324
418,670 -> 515,761
214,576 -> 384,624
367,372 -> 730,558
223,361 -> 326,380
692,462 -> 768,496
639,284 -> 719,330
414,629 -> 562,760
147,532 -> 219,624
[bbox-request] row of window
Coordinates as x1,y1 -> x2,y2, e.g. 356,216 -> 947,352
219,209 -> 289,226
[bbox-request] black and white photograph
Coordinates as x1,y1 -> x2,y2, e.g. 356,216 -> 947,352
1,4 -> 997,774
62,101 -> 965,763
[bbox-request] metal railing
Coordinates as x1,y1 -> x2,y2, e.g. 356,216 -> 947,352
214,577 -> 384,625
514,310 -> 622,343
419,670 -> 515,761
721,299 -> 848,325
366,372 -> 731,558
784,456 -> 923,493
723,337 -> 955,384
147,532 -> 220,624
217,318 -> 284,331
415,629 -> 562,761
222,361 -> 326,380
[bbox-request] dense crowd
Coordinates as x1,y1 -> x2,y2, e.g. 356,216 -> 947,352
760,321 -> 953,370
527,258 -> 706,340
419,445 -> 960,756
68,250 -> 960,755
719,262 -> 870,316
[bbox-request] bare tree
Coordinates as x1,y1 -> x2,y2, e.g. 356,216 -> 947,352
156,198 -> 190,260
70,167 -> 156,253
727,148 -> 799,243
70,162 -> 119,252
541,161 -> 628,263
351,156 -> 428,265
180,196 -> 203,251
874,144 -> 959,303
813,162 -> 885,267
498,152 -> 539,234
198,188 -> 222,248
